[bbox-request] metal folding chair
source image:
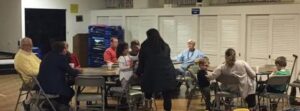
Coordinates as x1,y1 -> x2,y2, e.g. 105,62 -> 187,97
110,76 -> 144,111
14,72 -> 35,111
31,76 -> 59,111
213,75 -> 244,110
186,64 -> 205,110
258,75 -> 291,111
74,75 -> 106,111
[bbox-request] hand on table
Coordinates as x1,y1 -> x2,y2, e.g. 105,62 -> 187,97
75,67 -> 83,73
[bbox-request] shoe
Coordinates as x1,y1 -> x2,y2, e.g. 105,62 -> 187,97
117,104 -> 129,109
22,101 -> 30,111
205,107 -> 211,111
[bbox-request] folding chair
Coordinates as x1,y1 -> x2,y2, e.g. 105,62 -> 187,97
213,75 -> 243,111
186,64 -> 204,110
110,76 -> 144,111
14,73 -> 35,111
31,76 -> 59,111
74,76 -> 106,111
258,75 -> 291,111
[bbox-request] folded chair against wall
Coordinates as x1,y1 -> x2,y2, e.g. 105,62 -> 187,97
74,76 -> 106,111
258,75 -> 291,111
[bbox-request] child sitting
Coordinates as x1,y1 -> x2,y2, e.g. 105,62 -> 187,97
196,57 -> 211,111
256,56 -> 290,111
267,56 -> 290,93
116,42 -> 134,91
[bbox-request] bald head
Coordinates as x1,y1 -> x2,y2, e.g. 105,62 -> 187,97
20,37 -> 33,52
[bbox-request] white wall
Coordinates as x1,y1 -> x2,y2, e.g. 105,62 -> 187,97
21,0 -> 105,52
0,0 -> 22,53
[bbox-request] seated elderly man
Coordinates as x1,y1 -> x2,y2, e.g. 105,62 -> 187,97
14,37 -> 41,111
177,40 -> 205,73
176,39 -> 205,90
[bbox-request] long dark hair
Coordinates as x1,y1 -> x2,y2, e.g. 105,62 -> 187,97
146,28 -> 166,52
116,42 -> 129,58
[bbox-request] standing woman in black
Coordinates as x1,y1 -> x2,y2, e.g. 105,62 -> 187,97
137,28 -> 177,111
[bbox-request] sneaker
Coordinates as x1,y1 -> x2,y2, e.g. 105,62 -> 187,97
22,101 -> 30,111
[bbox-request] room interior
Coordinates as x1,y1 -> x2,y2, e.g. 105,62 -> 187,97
1,0 -> 300,111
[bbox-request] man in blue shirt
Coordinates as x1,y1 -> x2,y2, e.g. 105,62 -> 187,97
177,40 -> 205,72
176,40 -> 205,91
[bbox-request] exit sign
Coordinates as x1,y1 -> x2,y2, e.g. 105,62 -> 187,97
192,8 -> 200,15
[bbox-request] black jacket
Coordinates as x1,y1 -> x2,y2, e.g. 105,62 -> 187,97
137,41 -> 176,93
37,51 -> 79,96
197,70 -> 210,88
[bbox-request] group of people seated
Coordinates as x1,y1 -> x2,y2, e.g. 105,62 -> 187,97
105,29 -> 297,111
14,28 -> 298,111
14,38 -> 82,110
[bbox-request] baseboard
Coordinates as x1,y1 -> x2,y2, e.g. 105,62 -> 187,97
0,70 -> 16,75
0,52 -> 15,59
0,51 -> 15,55
0,64 -> 16,75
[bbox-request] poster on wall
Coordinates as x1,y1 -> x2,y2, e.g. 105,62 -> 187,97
70,4 -> 79,13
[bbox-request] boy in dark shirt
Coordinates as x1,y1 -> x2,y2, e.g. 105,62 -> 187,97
196,57 -> 211,110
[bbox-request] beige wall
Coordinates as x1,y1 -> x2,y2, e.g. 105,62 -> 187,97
0,0 -> 22,53
90,3 -> 300,73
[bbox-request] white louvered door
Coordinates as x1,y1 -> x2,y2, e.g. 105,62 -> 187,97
246,14 -> 299,73
97,16 -> 109,25
159,16 -> 178,57
108,16 -> 123,26
175,16 -> 198,55
97,16 -> 123,26
125,16 -> 156,43
247,16 -> 270,67
270,15 -> 299,69
199,16 -> 219,66
125,16 -> 139,42
158,16 -> 197,58
219,15 -> 242,63
138,16 -> 157,43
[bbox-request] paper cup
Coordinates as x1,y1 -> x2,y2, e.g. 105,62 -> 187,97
69,63 -> 75,68
108,63 -> 113,70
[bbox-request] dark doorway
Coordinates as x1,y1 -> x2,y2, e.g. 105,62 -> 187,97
25,8 -> 66,57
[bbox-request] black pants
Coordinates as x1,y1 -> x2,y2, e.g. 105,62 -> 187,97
245,94 -> 256,108
145,90 -> 172,111
290,86 -> 298,102
54,87 -> 74,105
199,86 -> 211,110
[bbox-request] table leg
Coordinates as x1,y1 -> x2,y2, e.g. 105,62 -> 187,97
104,77 -> 109,108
